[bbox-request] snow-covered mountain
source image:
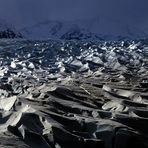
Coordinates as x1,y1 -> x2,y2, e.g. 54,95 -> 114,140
0,0 -> 148,40
20,20 -> 102,40
20,18 -> 148,40
0,19 -> 22,39
0,18 -> 148,40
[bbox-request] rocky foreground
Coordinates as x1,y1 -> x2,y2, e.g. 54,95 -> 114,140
0,39 -> 148,148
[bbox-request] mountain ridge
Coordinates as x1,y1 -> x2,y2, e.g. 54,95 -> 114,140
19,18 -> 148,40
0,18 -> 148,40
0,19 -> 22,39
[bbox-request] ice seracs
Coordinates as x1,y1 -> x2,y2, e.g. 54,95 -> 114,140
10,60 -> 16,68
0,40 -> 148,147
0,96 -> 17,111
28,62 -> 35,69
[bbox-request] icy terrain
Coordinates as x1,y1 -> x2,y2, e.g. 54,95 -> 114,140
0,39 -> 148,147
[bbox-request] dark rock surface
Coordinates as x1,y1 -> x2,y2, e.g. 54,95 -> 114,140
0,39 -> 148,148
0,29 -> 22,39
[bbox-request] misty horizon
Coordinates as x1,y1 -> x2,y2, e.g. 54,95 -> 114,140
0,0 -> 148,29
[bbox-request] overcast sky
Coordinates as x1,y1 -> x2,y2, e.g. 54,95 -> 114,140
0,0 -> 148,29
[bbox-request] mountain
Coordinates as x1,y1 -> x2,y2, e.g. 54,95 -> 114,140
0,0 -> 148,40
20,18 -> 148,40
20,20 -> 101,40
0,19 -> 22,39
0,18 -> 147,40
